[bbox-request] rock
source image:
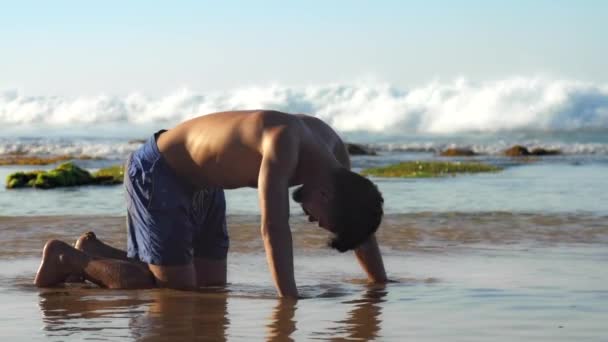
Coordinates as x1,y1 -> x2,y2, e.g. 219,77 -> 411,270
32,163 -> 93,189
128,139 -> 147,144
503,145 -> 561,157
5,171 -> 42,189
92,165 -> 124,185
530,148 -> 561,156
6,162 -> 124,189
503,145 -> 531,157
439,148 -> 477,157
346,143 -> 376,156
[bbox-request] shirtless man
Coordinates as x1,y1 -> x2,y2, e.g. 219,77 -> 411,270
34,110 -> 387,298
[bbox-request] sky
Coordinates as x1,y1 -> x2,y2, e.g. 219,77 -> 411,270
1,0 -> 607,96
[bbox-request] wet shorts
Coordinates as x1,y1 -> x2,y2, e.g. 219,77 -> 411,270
124,130 -> 229,266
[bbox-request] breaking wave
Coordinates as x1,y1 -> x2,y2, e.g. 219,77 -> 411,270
2,77 -> 608,134
2,138 -> 607,160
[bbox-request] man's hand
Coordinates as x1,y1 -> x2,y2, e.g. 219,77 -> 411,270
354,235 -> 388,284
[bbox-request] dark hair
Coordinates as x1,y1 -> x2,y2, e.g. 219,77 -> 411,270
328,168 -> 384,252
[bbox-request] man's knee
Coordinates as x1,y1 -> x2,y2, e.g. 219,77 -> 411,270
147,263 -> 197,290
194,257 -> 227,286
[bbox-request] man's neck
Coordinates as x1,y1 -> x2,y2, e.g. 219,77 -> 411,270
297,142 -> 341,186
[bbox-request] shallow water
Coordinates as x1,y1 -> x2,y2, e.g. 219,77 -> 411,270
2,159 -> 608,216
1,246 -> 606,341
1,215 -> 607,341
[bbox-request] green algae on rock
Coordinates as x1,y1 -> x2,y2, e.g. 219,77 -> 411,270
5,171 -> 43,189
361,161 -> 502,178
93,165 -> 124,185
6,162 -> 124,189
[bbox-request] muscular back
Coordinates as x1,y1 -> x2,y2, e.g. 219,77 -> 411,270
156,110 -> 346,190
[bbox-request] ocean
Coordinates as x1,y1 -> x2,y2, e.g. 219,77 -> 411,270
1,79 -> 608,340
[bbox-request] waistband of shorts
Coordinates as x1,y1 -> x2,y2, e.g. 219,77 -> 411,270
135,129 -> 167,163
132,129 -> 203,195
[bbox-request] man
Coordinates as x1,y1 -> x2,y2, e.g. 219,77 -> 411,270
34,110 -> 387,298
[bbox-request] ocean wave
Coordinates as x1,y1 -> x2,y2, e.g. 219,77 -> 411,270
2,77 -> 608,133
0,138 -> 138,159
1,138 -> 608,160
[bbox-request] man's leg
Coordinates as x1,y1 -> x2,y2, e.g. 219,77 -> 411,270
72,231 -> 198,290
148,263 -> 197,290
34,240 -> 155,289
193,188 -> 229,287
64,231 -> 136,283
194,257 -> 227,286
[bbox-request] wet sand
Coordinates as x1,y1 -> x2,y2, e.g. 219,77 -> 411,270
1,213 -> 607,258
1,214 -> 607,340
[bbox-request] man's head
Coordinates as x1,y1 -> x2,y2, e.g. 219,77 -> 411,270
292,168 -> 384,252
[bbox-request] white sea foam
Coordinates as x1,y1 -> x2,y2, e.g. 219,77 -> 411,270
1,138 -> 607,159
0,139 -> 138,159
2,77 -> 608,134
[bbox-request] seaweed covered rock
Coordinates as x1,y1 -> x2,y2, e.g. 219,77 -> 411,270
361,161 -> 501,178
34,162 -> 93,188
346,143 -> 376,156
439,148 -> 477,157
5,171 -> 43,188
93,165 -> 124,185
6,162 -> 124,189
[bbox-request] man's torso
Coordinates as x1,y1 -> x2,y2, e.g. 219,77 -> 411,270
156,110 -> 344,189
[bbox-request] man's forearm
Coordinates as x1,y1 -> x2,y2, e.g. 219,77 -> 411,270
261,225 -> 299,298
354,235 -> 388,283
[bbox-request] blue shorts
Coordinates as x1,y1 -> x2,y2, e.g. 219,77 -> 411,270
124,130 -> 229,266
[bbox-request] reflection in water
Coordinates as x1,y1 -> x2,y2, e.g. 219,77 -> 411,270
38,287 -> 230,341
132,288 -> 229,341
37,284 -> 387,341
38,288 -> 151,339
264,285 -> 388,341
265,298 -> 297,341
330,284 -> 388,341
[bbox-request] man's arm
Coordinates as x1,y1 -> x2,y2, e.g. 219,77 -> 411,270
335,141 -> 388,284
354,235 -> 388,283
258,127 -> 299,298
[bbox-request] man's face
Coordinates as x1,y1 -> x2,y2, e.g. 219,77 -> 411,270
292,185 -> 333,232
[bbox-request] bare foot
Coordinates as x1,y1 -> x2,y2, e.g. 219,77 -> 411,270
74,231 -> 98,254
73,230 -> 128,261
34,240 -> 77,287
65,232 -> 99,283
